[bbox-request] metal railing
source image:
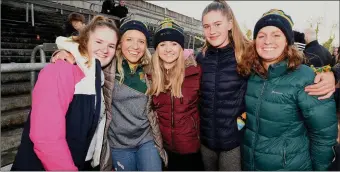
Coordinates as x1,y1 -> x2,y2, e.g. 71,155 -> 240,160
1,43 -> 58,90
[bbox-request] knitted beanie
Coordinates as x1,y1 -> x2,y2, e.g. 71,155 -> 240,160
253,9 -> 294,45
119,19 -> 149,38
153,18 -> 185,49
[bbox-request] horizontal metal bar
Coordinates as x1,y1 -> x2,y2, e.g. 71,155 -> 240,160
1,63 -> 48,73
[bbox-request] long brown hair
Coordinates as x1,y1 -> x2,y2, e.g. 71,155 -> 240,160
201,0 -> 250,63
72,15 -> 119,68
237,41 -> 304,77
147,48 -> 185,98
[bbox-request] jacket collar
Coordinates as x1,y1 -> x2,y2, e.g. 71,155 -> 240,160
267,59 -> 289,79
122,58 -> 143,74
305,40 -> 319,49
206,43 -> 234,55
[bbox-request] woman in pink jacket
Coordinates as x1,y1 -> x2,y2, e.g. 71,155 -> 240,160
11,15 -> 119,171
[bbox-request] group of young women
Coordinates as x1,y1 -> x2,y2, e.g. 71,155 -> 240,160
11,0 -> 338,171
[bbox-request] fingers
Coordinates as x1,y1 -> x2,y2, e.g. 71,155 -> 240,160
66,57 -> 75,64
305,81 -> 325,91
313,73 -> 322,83
307,86 -> 332,96
318,89 -> 335,100
50,54 -> 58,63
65,52 -> 76,64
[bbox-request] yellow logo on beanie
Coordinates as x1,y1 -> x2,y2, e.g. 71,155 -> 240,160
160,18 -> 175,29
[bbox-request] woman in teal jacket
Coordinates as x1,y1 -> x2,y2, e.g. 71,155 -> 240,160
238,9 -> 338,171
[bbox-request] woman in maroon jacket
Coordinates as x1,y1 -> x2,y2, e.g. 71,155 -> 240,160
147,18 -> 203,171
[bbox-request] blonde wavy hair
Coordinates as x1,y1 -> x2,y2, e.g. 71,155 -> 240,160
115,33 -> 152,84
201,0 -> 250,63
147,48 -> 185,98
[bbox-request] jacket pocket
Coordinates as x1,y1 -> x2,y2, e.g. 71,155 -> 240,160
190,116 -> 200,140
282,140 -> 287,168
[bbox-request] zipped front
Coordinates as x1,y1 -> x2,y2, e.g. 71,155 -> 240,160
212,50 -> 220,141
251,80 -> 267,171
171,95 -> 175,149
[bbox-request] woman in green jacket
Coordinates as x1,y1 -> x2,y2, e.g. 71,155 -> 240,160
238,9 -> 338,171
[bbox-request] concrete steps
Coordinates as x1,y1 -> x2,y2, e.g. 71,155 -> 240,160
1,82 -> 31,96
1,73 -> 31,84
1,94 -> 31,112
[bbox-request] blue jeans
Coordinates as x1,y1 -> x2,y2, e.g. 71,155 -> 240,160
111,141 -> 162,171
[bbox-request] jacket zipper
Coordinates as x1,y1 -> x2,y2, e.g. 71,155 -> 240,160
251,81 -> 266,170
171,95 -> 175,149
212,50 -> 219,139
283,147 -> 287,167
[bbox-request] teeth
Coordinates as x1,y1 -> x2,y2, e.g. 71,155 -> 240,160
263,48 -> 274,51
129,51 -> 138,55
95,54 -> 106,58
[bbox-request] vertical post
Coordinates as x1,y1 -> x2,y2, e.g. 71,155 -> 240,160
31,4 -> 34,27
187,35 -> 191,49
164,8 -> 167,18
30,45 -> 43,91
39,49 -> 46,63
26,3 -> 29,22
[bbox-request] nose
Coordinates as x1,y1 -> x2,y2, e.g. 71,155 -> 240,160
165,45 -> 172,52
132,40 -> 139,49
210,26 -> 217,35
101,46 -> 108,53
264,36 -> 274,45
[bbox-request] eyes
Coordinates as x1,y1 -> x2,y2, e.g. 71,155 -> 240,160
203,23 -> 221,29
159,42 -> 178,47
257,33 -> 282,39
95,40 -> 116,50
126,38 -> 145,44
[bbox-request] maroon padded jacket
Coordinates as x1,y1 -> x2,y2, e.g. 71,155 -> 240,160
152,64 -> 201,154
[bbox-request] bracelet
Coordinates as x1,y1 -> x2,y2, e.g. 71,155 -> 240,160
310,65 -> 332,73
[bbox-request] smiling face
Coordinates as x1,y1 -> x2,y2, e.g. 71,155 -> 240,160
202,10 -> 233,48
157,41 -> 182,68
87,26 -> 118,67
72,20 -> 85,31
120,30 -> 147,64
256,26 -> 287,65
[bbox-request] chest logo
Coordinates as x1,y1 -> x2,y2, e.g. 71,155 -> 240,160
271,90 -> 283,95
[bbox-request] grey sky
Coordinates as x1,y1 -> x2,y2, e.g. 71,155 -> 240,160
147,1 -> 339,46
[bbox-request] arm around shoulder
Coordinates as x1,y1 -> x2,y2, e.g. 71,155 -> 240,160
297,67 -> 338,170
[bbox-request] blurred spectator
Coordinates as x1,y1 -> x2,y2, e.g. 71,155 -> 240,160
332,46 -> 339,64
112,0 -> 128,19
293,30 -> 306,51
101,0 -> 116,15
303,28 -> 334,67
64,12 -> 86,37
